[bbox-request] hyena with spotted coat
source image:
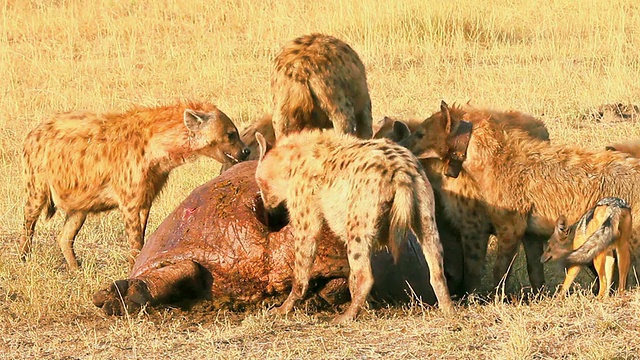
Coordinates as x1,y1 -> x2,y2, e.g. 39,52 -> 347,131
398,101 -> 640,289
21,101 -> 250,270
271,33 -> 373,140
254,130 -> 453,323
374,105 -> 550,293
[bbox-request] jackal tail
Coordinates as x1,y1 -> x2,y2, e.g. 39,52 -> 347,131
389,170 -> 415,263
565,201 -> 627,265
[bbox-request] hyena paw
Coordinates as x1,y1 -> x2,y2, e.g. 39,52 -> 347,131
92,279 -> 152,316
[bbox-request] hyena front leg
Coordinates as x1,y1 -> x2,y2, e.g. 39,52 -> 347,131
57,211 -> 87,270
120,204 -> 144,268
491,215 -> 527,290
457,220 -> 491,294
139,205 -> 152,241
272,203 -> 323,315
331,232 -> 375,324
522,234 -> 546,291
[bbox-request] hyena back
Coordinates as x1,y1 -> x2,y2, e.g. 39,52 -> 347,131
255,130 -> 453,323
541,197 -> 632,297
606,139 -> 640,158
21,101 -> 250,270
374,105 -> 550,293
271,33 -> 372,140
398,101 -> 640,290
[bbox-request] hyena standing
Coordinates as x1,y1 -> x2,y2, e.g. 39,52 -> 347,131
541,197 -> 632,297
271,33 -> 373,140
21,101 -> 250,270
397,100 -> 640,289
254,130 -> 453,323
374,105 -> 550,293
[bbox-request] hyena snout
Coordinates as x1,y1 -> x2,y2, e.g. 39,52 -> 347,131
220,142 -> 251,165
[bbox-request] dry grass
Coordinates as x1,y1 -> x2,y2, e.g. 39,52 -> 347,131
1,0 -> 640,358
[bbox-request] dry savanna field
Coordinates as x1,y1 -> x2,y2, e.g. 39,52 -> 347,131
1,0 -> 640,359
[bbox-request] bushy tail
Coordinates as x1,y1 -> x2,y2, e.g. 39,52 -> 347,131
565,214 -> 618,265
279,80 -> 315,129
389,170 -> 415,263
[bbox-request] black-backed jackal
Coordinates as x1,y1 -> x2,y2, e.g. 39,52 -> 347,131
540,197 -> 632,297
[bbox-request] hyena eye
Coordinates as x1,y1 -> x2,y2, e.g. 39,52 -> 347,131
227,132 -> 237,141
415,132 -> 425,139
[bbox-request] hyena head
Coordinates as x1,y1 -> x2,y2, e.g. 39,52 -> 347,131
540,215 -> 574,263
372,116 -> 412,143
398,100 -> 454,159
254,132 -> 287,210
183,109 -> 251,166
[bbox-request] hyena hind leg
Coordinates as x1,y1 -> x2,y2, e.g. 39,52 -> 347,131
57,211 -> 87,270
354,99 -> 373,139
20,181 -> 52,260
315,88 -> 357,135
415,193 -> 454,313
331,233 -> 375,324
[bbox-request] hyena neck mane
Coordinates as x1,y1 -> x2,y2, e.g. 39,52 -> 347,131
125,101 -> 219,173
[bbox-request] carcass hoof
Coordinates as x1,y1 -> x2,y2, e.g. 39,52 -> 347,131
92,279 -> 152,316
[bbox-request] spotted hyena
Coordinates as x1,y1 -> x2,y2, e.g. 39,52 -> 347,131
271,33 -> 372,140
219,114 -> 274,173
254,129 -> 453,323
21,101 -> 250,270
397,100 -> 640,290
375,103 -> 550,293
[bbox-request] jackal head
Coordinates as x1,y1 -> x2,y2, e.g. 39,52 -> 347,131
540,215 -> 574,263
183,109 -> 251,166
398,101 -> 455,159
254,132 -> 285,211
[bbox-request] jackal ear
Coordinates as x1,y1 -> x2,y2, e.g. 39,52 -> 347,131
555,215 -> 568,234
391,120 -> 411,142
256,132 -> 271,162
183,109 -> 207,132
440,100 -> 452,135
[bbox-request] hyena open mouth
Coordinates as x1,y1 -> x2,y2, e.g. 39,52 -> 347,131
252,194 -> 289,232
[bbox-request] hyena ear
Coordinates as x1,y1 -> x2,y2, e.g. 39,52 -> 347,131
391,120 -> 411,142
183,109 -> 207,132
440,100 -> 452,135
256,132 -> 271,162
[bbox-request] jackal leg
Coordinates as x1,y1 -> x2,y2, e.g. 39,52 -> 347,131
559,265 -> 582,297
616,242 -> 631,293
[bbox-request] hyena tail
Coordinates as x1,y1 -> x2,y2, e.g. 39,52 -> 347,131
565,210 -> 620,265
389,170 -> 415,263
282,80 -> 315,128
44,190 -> 57,220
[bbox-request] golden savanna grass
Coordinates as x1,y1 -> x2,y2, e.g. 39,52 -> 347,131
1,0 -> 640,358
